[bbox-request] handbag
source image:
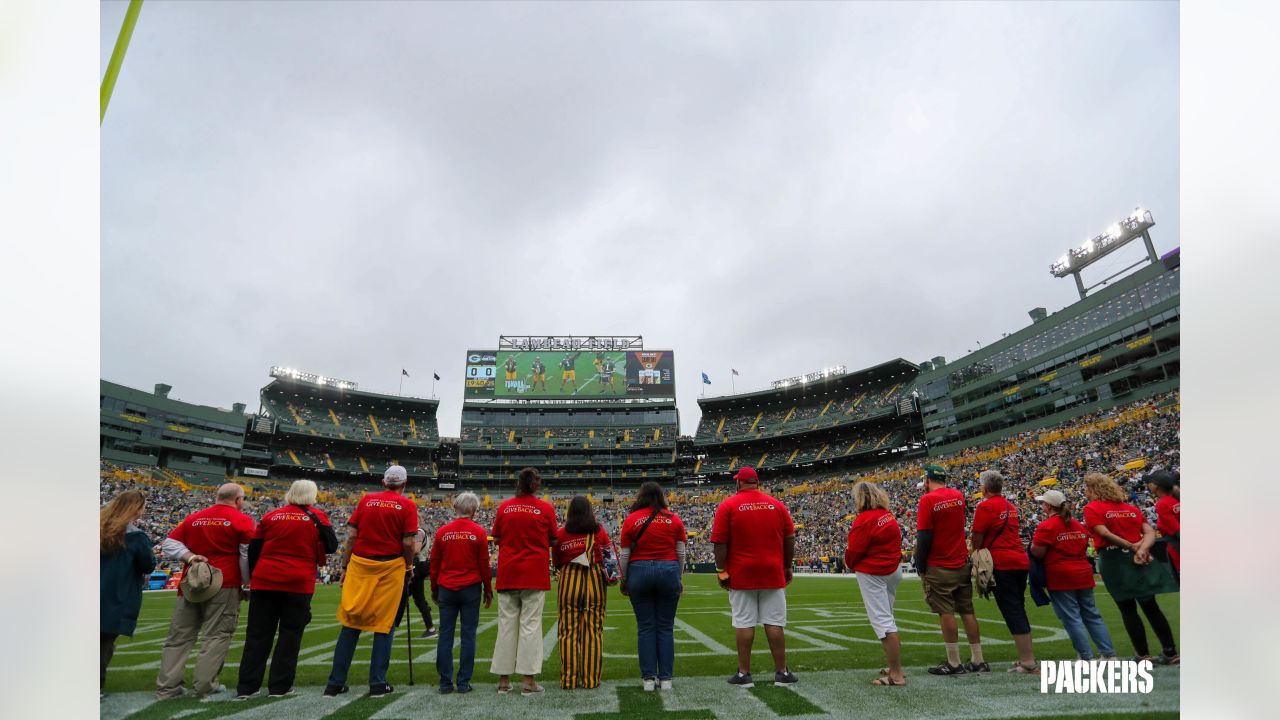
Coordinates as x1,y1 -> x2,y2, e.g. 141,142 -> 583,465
296,504 -> 340,554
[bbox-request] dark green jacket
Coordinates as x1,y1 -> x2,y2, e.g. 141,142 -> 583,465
100,529 -> 156,636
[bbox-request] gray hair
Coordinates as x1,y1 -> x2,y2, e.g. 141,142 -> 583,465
979,470 -> 1004,494
453,492 -> 480,517
284,479 -> 318,506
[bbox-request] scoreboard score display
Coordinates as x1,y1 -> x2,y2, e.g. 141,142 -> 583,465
463,349 -> 675,399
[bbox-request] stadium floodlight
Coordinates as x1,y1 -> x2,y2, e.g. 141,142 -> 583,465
1049,208 -> 1158,299
270,366 -> 358,391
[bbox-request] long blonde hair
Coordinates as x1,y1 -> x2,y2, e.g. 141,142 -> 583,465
1083,472 -> 1127,503
101,490 -> 146,553
852,482 -> 891,513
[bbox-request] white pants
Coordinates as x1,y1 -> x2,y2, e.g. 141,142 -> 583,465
728,588 -> 787,629
856,570 -> 902,639
490,589 -> 546,676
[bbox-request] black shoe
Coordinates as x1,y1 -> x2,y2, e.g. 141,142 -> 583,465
421,628 -> 439,640
456,684 -> 473,694
322,685 -> 349,698
774,669 -> 799,686
927,662 -> 968,676
964,661 -> 991,673
439,685 -> 454,695
727,671 -> 755,689
232,693 -> 255,701
267,689 -> 295,698
369,684 -> 395,698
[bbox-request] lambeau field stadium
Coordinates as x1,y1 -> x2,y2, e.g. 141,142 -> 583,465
99,211 -> 1180,719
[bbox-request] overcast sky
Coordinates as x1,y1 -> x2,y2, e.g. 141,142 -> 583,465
100,1 -> 1178,436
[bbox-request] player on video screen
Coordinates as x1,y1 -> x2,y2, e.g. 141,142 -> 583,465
559,352 -> 581,394
599,357 -> 617,394
504,355 -> 519,390
531,357 -> 548,393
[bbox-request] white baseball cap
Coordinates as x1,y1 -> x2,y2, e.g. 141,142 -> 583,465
1034,489 -> 1067,507
384,465 -> 408,483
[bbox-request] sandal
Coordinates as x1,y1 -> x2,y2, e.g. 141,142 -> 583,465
497,683 -> 512,694
1008,662 -> 1040,674
877,668 -> 891,676
521,684 -> 545,696
872,676 -> 905,686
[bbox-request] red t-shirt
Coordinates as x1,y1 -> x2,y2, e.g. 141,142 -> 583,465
429,517 -> 492,593
971,496 -> 1030,571
1082,499 -> 1144,550
250,504 -> 331,594
1154,495 -> 1180,571
168,504 -> 256,588
553,527 -> 611,567
709,488 -> 795,590
917,486 -> 968,569
844,508 -> 902,576
491,495 -> 558,591
620,509 -> 687,562
1032,515 -> 1095,591
348,490 -> 418,558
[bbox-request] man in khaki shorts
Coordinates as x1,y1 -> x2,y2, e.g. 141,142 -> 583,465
914,465 -> 987,675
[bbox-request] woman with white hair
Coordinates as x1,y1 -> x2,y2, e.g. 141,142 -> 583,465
234,480 -> 338,700
428,492 -> 493,694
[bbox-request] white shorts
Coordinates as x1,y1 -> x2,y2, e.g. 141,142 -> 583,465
729,588 -> 787,629
856,570 -> 902,639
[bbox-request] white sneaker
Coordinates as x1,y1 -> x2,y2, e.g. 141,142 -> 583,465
642,678 -> 656,692
660,680 -> 673,691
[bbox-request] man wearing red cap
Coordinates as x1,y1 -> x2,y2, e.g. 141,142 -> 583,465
709,467 -> 799,689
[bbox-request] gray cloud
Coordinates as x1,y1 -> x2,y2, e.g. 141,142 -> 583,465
100,1 -> 1178,434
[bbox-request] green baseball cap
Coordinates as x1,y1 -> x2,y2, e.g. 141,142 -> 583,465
922,464 -> 948,482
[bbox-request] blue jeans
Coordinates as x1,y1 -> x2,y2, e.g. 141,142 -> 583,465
437,583 -> 482,689
1049,588 -> 1115,659
326,624 -> 396,688
626,560 -> 681,680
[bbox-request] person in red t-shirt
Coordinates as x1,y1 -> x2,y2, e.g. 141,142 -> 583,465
619,481 -> 687,690
1030,489 -> 1117,661
710,467 -> 798,689
913,464 -> 985,676
325,465 -> 419,698
429,491 -> 492,694
553,496 -> 612,690
1082,473 -> 1178,665
489,468 -> 558,695
234,480 -> 337,699
156,483 -> 256,699
844,482 -> 905,687
970,470 -> 1036,674
1145,470 -> 1180,576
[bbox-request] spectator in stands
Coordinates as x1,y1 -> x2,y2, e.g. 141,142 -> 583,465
711,467 -> 799,689
914,465 -> 987,675
324,466 -> 419,698
234,480 -> 338,700
490,467 -> 558,696
620,481 -> 688,691
156,483 -> 256,700
970,470 -> 1037,674
1030,489 -> 1116,661
393,527 -> 437,641
844,482 -> 905,687
430,492 -> 493,695
1082,473 -> 1179,665
100,489 -> 156,699
554,496 -> 612,690
1145,470 -> 1180,578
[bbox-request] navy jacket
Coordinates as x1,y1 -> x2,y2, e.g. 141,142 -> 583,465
100,529 -> 156,636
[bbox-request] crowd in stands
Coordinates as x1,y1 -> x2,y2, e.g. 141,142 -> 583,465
100,391 -> 1177,582
695,428 -> 909,474
459,425 -> 675,447
695,382 -> 907,442
263,394 -> 440,443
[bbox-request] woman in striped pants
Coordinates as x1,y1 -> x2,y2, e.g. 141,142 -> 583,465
554,496 -> 612,689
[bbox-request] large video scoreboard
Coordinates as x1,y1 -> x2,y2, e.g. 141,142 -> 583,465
464,348 -> 675,399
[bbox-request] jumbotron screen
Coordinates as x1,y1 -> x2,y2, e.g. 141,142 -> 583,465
463,349 -> 674,399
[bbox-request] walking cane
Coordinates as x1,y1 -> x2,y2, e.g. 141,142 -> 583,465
402,572 -> 415,686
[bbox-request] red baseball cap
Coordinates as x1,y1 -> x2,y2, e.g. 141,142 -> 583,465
733,467 -> 759,482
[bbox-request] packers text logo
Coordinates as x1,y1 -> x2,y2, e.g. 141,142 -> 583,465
738,502 -> 776,512
876,514 -> 894,528
1105,510 -> 1138,519
442,531 -> 476,542
932,498 -> 964,512
191,519 -> 232,527
365,499 -> 402,511
1041,660 -> 1153,694
1056,531 -> 1089,542
505,505 -> 542,515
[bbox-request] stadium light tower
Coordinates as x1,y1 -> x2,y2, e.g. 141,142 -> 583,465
1050,208 -> 1157,300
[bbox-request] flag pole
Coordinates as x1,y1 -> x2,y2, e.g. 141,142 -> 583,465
399,373 -> 404,396
432,376 -> 436,399
731,371 -> 735,395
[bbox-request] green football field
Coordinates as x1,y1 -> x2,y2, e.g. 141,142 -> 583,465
101,574 -> 1179,719
494,352 -> 629,398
